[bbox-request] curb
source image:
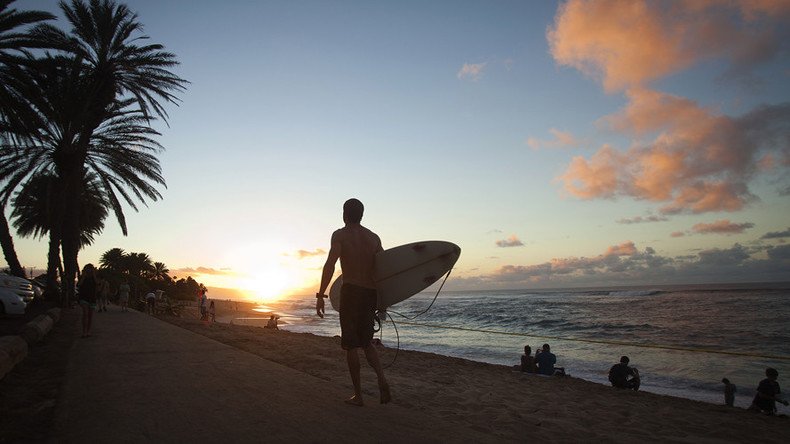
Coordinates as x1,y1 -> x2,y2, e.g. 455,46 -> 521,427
0,307 -> 62,380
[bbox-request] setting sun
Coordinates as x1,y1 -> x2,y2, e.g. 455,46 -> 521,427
238,268 -> 295,302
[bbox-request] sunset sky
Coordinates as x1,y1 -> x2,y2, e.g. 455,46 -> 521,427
6,0 -> 790,301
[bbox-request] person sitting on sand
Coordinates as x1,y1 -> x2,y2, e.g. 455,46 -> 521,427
520,345 -> 536,373
535,343 -> 557,376
265,314 -> 278,329
316,198 -> 391,406
722,378 -> 736,407
749,368 -> 789,415
609,356 -> 640,391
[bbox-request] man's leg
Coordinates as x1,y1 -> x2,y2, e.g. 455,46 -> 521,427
346,349 -> 363,406
363,345 -> 391,404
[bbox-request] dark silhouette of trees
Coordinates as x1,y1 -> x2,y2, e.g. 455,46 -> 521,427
0,1 -> 186,305
0,0 -> 55,277
97,247 -> 201,307
11,172 -> 108,298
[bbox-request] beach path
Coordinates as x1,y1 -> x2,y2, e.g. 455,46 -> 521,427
54,309 -> 492,443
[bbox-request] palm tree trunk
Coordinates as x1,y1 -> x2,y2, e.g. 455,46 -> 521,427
0,207 -> 25,278
61,185 -> 82,307
45,177 -> 63,302
45,229 -> 61,302
59,160 -> 85,307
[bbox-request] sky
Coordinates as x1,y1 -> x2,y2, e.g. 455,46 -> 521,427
5,0 -> 790,301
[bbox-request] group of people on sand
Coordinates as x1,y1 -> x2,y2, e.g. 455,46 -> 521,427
516,344 -> 788,415
518,344 -> 566,376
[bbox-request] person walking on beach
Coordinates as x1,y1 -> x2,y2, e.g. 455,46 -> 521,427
316,198 -> 391,406
96,273 -> 110,312
200,290 -> 209,321
609,356 -> 640,391
77,264 -> 98,338
749,368 -> 789,415
722,378 -> 736,407
117,279 -> 130,312
145,291 -> 156,315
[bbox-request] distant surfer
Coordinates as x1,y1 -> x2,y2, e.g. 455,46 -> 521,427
316,198 -> 391,406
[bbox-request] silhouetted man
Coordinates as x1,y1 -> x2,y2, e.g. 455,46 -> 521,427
317,198 -> 391,406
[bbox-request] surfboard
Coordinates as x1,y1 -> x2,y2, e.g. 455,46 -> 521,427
328,240 -> 461,311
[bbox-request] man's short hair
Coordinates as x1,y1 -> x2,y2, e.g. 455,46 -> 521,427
343,198 -> 364,224
620,356 -> 630,364
542,343 -> 550,352
766,367 -> 779,378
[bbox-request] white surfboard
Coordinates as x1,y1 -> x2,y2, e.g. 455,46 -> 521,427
329,240 -> 461,311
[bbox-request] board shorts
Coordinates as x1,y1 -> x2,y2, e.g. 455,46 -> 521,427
339,283 -> 377,350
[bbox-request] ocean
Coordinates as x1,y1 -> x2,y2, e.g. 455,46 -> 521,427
260,283 -> 790,411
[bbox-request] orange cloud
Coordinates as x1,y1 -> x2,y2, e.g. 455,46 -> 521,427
604,241 -> 637,257
549,1 -> 790,214
496,235 -> 524,248
548,0 -> 790,92
527,128 -> 579,150
558,144 -> 622,199
559,89 -> 789,214
691,219 -> 754,235
294,249 -> 326,259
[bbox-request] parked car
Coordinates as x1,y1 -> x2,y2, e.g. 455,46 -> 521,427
0,274 -> 35,316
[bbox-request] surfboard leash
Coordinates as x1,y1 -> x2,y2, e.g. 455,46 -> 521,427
387,268 -> 452,321
379,268 -> 453,369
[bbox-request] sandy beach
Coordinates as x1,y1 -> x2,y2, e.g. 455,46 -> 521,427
163,307 -> 789,443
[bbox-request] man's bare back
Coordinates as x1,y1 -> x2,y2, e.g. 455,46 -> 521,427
334,225 -> 382,289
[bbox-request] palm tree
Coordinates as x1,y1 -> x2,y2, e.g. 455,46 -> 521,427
0,54 -> 171,303
125,252 -> 153,278
11,171 -> 109,296
2,0 -> 186,303
0,0 -> 55,277
35,0 -> 186,303
151,261 -> 170,281
99,247 -> 126,272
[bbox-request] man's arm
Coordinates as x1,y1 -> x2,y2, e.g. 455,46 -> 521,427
316,232 -> 341,318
